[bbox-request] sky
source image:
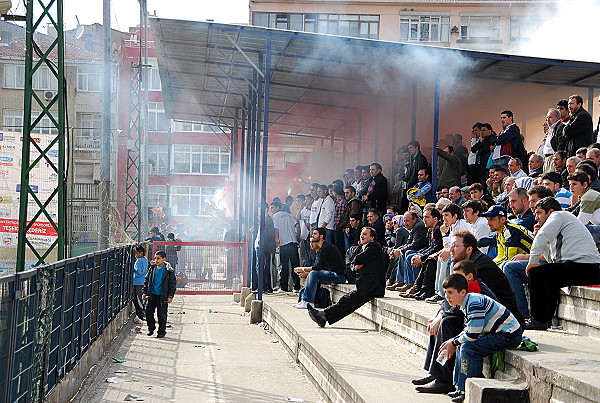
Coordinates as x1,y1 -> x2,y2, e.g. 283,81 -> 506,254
11,0 -> 250,32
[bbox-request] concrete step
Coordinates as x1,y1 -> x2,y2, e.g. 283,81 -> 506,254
260,293 -> 449,403
557,286 -> 600,339
323,284 -> 600,403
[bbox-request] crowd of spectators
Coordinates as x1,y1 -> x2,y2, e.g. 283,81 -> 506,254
252,95 -> 600,402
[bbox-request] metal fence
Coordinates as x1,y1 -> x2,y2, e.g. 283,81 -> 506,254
0,244 -> 136,403
149,241 -> 248,294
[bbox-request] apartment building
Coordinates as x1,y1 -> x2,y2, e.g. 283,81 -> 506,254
249,0 -> 555,53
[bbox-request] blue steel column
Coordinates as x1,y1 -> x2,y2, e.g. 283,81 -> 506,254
431,74 -> 441,191
257,37 -> 272,301
245,81 -> 255,287
391,97 -> 398,185
255,53 -> 264,298
239,104 -> 246,241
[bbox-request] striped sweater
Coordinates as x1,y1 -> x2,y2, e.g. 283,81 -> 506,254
453,293 -> 522,346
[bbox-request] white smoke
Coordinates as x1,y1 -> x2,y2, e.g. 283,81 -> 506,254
517,0 -> 600,62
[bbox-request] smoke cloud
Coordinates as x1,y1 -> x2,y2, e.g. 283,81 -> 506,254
517,0 -> 600,63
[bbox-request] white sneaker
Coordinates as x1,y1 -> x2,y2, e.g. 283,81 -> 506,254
293,301 -> 310,309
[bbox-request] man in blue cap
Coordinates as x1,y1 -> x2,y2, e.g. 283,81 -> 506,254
480,205 -> 533,266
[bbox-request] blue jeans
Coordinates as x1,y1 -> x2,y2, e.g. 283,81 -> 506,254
454,332 -> 522,391
435,257 -> 452,297
586,225 -> 600,243
301,270 -> 346,303
395,250 -> 417,284
325,228 -> 334,244
501,260 -> 545,318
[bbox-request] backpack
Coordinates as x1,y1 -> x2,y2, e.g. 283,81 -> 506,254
298,286 -> 332,308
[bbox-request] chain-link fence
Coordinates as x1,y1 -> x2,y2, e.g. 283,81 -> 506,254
149,241 -> 248,294
0,244 -> 135,403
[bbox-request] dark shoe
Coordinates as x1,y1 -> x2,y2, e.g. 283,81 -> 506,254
157,333 -> 166,338
411,374 -> 435,386
525,318 -> 549,330
448,390 -> 462,398
399,287 -> 418,298
425,295 -> 444,304
415,292 -> 433,301
147,330 -> 155,336
386,282 -> 402,290
451,391 -> 465,402
307,305 -> 326,328
415,379 -> 455,394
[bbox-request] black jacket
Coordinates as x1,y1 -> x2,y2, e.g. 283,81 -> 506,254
416,223 -> 443,260
351,241 -> 386,298
550,121 -> 567,152
313,240 -> 345,276
494,124 -> 527,165
468,249 -> 525,326
404,152 -> 429,189
359,172 -> 389,212
371,220 -> 386,247
394,227 -> 410,248
564,107 -> 593,157
399,219 -> 428,254
142,263 -> 177,305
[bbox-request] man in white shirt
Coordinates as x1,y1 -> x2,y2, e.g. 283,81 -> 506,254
271,201 -> 301,292
309,183 -> 322,230
461,199 -> 491,254
507,158 -> 527,179
316,185 -> 335,243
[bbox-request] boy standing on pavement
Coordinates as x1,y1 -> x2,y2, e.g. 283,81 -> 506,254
133,245 -> 148,323
439,274 -> 523,402
142,250 -> 177,338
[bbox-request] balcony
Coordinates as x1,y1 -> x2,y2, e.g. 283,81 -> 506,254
73,135 -> 100,152
72,182 -> 100,200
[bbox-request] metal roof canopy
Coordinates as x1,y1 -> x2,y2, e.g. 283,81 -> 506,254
150,18 -> 600,140
150,18 -> 599,298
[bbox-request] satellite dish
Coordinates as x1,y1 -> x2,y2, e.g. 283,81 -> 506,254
75,25 -> 85,40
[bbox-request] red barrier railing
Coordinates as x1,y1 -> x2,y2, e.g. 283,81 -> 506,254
150,241 -> 248,295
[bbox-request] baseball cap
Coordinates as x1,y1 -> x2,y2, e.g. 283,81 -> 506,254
481,205 -> 507,218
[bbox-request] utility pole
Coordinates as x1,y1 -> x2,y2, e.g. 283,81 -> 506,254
140,0 -> 149,237
100,0 -> 112,249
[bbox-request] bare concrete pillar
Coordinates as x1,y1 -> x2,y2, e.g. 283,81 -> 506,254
244,292 -> 256,313
233,293 -> 241,303
250,299 -> 263,324
240,287 -> 251,308
232,278 -> 241,293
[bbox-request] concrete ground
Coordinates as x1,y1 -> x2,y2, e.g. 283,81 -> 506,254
72,295 -> 324,403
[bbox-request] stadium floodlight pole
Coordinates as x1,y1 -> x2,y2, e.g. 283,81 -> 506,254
16,0 -> 66,272
100,0 -> 111,249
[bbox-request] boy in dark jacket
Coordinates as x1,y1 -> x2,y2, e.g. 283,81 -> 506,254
142,250 -> 177,338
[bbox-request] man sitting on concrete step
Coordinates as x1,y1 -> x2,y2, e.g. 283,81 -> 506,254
293,228 -> 346,309
307,226 -> 386,327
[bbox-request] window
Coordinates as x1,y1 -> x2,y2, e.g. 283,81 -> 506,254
510,16 -> 544,42
148,185 -> 167,207
4,64 -> 58,90
400,15 -> 450,42
148,102 -> 169,131
252,12 -> 379,39
78,113 -> 101,137
170,186 -> 220,216
460,15 -> 501,41
77,67 -> 101,91
173,120 -> 203,132
3,109 -> 58,134
173,145 -> 230,175
142,65 -> 161,91
147,144 -> 169,175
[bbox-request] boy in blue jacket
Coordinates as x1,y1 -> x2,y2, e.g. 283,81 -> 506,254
439,274 -> 523,402
133,245 -> 148,323
142,250 -> 177,338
